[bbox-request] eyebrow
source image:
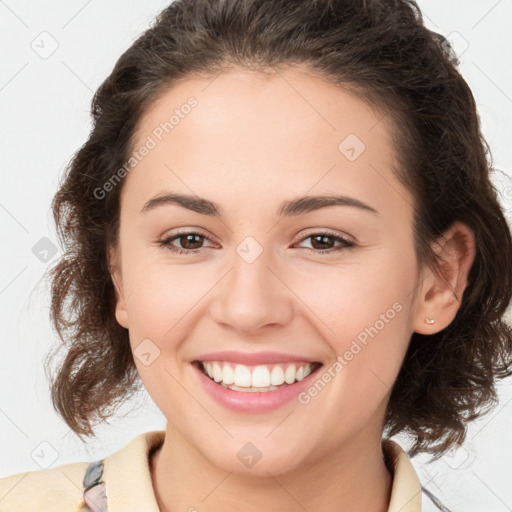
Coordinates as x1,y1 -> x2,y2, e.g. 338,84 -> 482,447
140,192 -> 379,217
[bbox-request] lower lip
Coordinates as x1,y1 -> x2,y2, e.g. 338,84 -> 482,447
192,362 -> 322,413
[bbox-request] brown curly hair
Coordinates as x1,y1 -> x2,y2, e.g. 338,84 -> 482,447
44,0 -> 512,460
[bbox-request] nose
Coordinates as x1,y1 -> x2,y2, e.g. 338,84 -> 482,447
208,239 -> 294,335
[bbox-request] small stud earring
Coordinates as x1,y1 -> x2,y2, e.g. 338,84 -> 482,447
425,317 -> 435,324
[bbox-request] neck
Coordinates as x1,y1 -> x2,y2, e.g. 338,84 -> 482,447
150,424 -> 393,512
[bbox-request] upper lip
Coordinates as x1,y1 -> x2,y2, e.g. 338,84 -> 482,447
194,351 -> 322,365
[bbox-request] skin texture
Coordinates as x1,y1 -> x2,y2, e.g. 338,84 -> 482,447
109,66 -> 475,512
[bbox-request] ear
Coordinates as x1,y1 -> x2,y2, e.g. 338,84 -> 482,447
108,245 -> 129,329
413,221 -> 476,334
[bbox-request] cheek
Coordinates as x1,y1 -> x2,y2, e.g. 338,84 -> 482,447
294,244 -> 417,344
291,247 -> 417,415
122,248 -> 212,338
120,251 -> 219,394
120,256 -> 206,412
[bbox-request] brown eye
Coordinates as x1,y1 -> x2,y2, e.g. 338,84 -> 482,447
310,234 -> 336,250
175,233 -> 204,250
159,231 -> 213,255
296,231 -> 356,254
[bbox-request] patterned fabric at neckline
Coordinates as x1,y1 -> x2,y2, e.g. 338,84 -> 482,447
80,459 -> 107,511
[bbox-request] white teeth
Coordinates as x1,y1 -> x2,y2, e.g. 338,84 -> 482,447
234,364 -> 252,387
220,383 -> 282,392
204,362 -> 214,379
251,365 -> 270,387
199,361 -> 318,389
284,364 -> 296,384
222,364 -> 235,385
270,365 -> 285,386
212,362 -> 223,382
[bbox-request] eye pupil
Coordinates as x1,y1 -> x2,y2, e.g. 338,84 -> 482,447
311,235 -> 334,250
180,233 -> 203,249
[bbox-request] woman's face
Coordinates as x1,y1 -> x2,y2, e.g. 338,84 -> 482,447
111,66 -> 426,475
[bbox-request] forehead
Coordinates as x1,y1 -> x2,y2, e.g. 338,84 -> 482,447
135,66 -> 392,152
125,66 -> 413,220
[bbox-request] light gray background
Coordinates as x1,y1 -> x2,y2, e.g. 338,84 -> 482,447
1,1 -> 511,510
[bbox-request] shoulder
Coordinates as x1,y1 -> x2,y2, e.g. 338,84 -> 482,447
0,430 -> 165,512
0,460 -> 89,511
382,438 -> 423,512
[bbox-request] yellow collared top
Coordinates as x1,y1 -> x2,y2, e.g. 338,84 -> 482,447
0,431 -> 422,511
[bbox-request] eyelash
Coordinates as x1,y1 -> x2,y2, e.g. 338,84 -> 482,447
157,230 -> 356,255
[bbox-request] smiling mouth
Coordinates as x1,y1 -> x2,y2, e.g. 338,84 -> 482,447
192,360 -> 323,392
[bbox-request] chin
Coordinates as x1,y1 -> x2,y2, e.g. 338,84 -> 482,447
200,437 -> 312,477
